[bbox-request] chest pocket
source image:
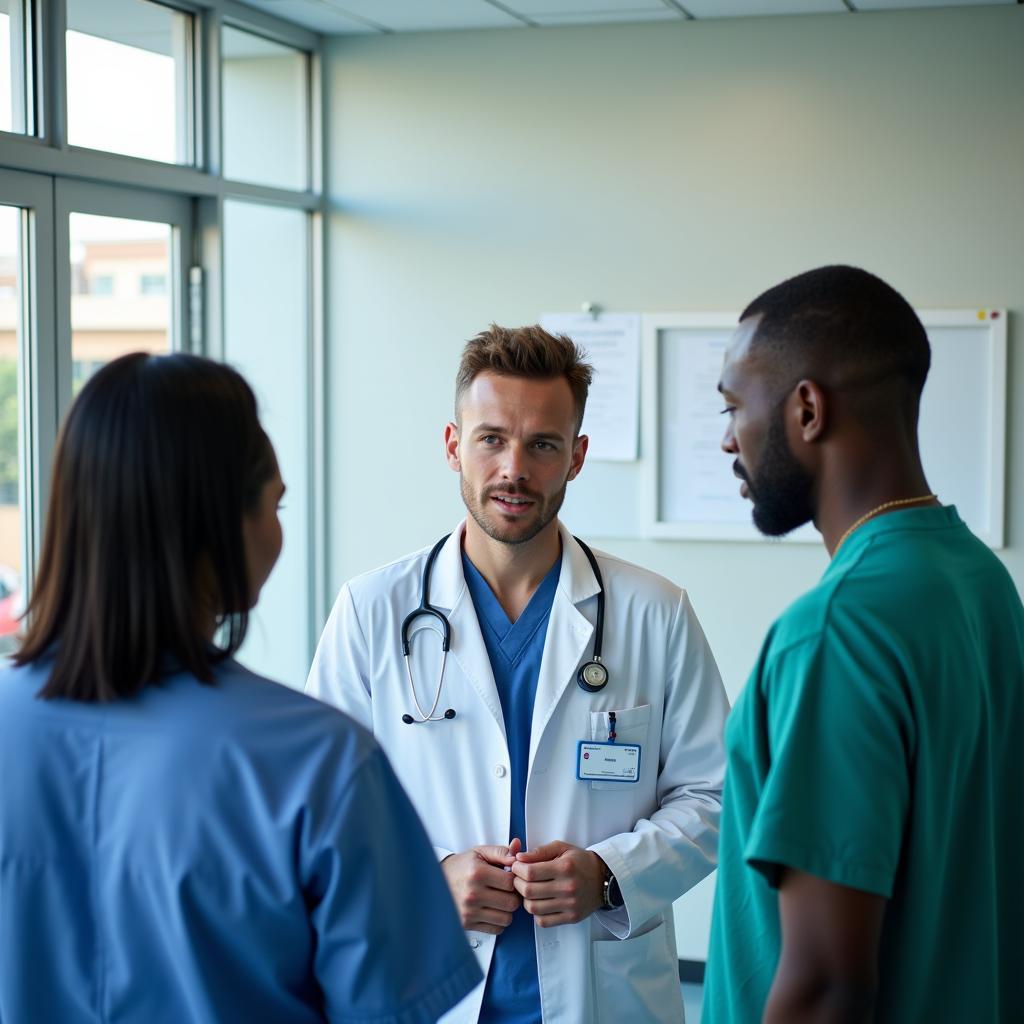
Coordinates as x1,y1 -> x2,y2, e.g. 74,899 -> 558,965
588,704 -> 651,791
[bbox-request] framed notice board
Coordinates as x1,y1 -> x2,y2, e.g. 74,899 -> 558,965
640,310 -> 1007,547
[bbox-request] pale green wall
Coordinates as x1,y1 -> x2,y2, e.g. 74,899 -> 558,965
323,6 -> 1024,959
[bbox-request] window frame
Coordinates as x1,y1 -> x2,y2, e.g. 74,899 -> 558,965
0,0 -> 328,656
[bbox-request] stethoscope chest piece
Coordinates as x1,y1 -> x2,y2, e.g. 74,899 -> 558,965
577,659 -> 609,693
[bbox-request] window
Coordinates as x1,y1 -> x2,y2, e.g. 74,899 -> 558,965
0,2 -> 322,673
69,213 -> 173,389
139,273 -> 166,295
0,0 -> 31,135
66,0 -> 194,164
224,200 -> 311,686
222,26 -> 309,190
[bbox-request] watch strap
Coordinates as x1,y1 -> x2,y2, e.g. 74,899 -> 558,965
601,867 -> 624,910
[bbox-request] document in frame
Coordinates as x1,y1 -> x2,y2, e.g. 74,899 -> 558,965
540,313 -> 640,462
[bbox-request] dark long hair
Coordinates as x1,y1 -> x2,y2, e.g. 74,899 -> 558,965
15,352 -> 276,701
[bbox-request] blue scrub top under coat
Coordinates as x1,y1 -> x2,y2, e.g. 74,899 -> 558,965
0,657 -> 481,1024
462,551 -> 561,1024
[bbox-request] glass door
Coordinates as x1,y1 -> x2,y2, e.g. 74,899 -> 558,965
55,181 -> 193,414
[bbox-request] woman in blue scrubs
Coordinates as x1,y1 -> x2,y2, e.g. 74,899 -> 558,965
0,353 -> 480,1023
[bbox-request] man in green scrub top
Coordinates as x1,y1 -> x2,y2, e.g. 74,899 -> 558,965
704,265 -> 1024,1023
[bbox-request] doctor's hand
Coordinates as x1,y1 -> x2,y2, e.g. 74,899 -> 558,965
511,841 -> 606,927
441,839 -> 523,934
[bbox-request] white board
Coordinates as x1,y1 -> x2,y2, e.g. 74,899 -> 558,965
561,309 -> 1007,546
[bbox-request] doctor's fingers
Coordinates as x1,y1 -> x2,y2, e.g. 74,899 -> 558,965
468,861 -> 519,892
465,885 -> 521,915
473,844 -> 518,867
513,876 -> 580,902
510,858 -> 564,883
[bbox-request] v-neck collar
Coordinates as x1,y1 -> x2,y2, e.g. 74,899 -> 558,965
462,552 -> 561,669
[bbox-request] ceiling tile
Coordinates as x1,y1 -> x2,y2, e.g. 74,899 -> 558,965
317,0 -> 523,31
237,1 -> 380,33
853,0 -> 1014,8
529,10 -> 682,24
683,0 -> 846,16
509,0 -> 675,12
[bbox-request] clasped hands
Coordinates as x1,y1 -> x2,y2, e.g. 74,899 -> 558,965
442,838 -> 608,933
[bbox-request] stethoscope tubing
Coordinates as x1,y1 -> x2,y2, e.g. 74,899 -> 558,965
401,534 -> 606,723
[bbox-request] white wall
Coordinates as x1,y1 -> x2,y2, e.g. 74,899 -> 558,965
323,6 -> 1024,959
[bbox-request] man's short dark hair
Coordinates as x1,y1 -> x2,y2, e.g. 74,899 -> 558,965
741,265 -> 931,408
456,324 -> 593,434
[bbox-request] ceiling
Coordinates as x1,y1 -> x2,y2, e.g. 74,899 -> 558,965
239,0 -> 1019,36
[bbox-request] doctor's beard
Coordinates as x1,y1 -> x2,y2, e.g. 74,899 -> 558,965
460,476 -> 569,546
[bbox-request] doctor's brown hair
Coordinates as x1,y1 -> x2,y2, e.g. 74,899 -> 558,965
455,324 -> 594,434
15,352 -> 276,702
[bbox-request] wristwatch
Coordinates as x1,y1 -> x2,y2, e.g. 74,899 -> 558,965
601,865 -> 624,910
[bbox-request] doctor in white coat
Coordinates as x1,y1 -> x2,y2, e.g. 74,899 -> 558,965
307,325 -> 729,1023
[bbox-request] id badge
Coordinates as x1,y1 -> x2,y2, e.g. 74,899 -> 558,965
576,740 -> 642,783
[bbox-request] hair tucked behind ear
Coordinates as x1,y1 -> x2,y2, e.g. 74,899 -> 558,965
16,352 -> 275,702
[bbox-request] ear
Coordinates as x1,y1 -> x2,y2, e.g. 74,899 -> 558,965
791,380 -> 827,443
567,434 -> 589,481
444,422 -> 461,471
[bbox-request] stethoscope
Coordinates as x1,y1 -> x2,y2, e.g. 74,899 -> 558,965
400,534 -> 609,724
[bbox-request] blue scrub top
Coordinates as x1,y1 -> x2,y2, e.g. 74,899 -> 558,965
0,657 -> 481,1024
463,552 -> 561,1024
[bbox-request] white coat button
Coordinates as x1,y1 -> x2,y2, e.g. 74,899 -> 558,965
493,764 -> 507,778
470,939 -> 481,949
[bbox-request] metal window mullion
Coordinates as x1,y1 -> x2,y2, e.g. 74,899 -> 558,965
308,208 -> 325,650
200,5 -> 221,177
39,0 -> 66,150
16,176 -> 57,595
195,194 -> 223,359
51,179 -> 72,425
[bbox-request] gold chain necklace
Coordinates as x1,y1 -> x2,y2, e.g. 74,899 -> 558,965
832,494 -> 938,557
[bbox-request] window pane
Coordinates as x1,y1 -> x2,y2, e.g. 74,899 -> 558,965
222,27 -> 308,191
0,1 -> 30,135
66,0 -> 192,164
70,214 -> 173,389
0,205 -> 24,655
224,201 -> 310,687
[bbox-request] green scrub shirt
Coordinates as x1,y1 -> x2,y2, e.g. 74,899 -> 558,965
704,506 -> 1024,1023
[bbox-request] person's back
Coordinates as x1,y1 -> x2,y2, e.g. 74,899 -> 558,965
0,655 -> 480,1023
0,351 -> 480,1023
792,508 -> 1021,1019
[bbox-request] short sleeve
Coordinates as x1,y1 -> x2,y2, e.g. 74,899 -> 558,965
745,620 -> 913,898
304,746 -> 482,1023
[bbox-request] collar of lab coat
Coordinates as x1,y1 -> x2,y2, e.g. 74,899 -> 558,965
428,518 -> 600,758
427,519 -> 602,612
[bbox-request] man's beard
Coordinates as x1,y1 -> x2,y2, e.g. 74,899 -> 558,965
739,407 -> 815,537
460,476 -> 569,545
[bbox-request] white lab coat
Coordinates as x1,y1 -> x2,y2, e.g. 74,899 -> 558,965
307,521 -> 729,1024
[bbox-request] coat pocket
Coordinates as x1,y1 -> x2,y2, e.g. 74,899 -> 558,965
591,919 -> 684,1023
588,704 -> 651,791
